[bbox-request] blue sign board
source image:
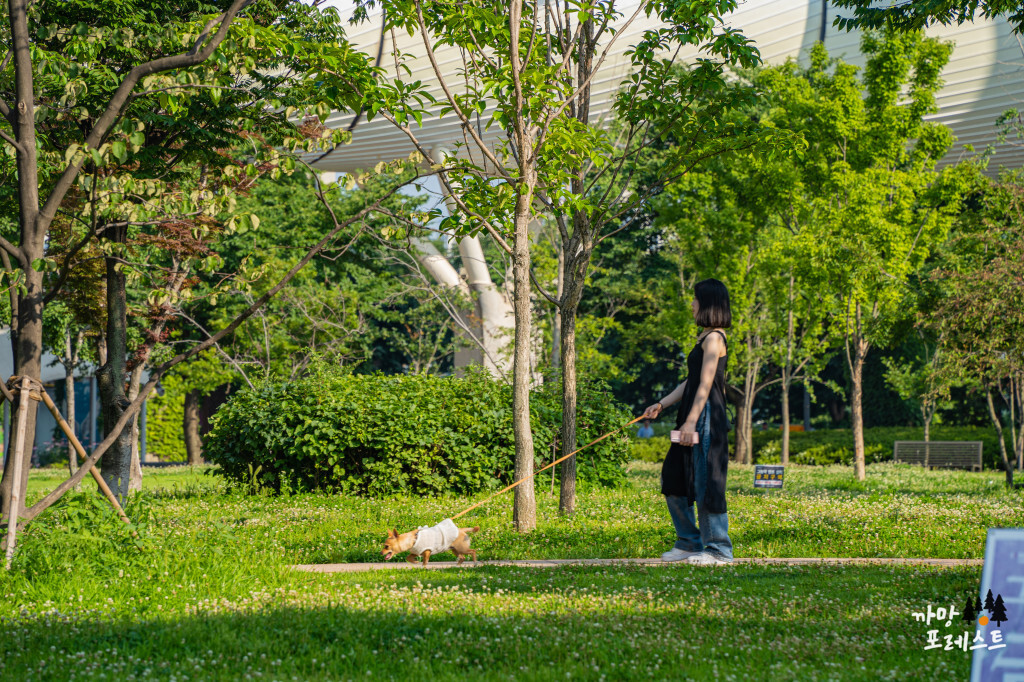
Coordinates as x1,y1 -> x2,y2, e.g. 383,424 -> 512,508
972,528 -> 1024,681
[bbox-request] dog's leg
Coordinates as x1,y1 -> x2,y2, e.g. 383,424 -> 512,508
421,550 -> 431,567
455,552 -> 465,565
469,549 -> 477,562
405,553 -> 419,564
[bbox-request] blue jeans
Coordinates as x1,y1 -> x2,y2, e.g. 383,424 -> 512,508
665,495 -> 733,561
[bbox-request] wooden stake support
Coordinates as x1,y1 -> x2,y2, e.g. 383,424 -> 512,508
4,377 -> 31,570
34,388 -> 130,526
1,376 -> 132,569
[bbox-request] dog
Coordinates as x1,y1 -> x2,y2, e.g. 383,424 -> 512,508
382,518 -> 480,566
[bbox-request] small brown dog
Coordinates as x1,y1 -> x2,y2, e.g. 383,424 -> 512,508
382,518 -> 480,566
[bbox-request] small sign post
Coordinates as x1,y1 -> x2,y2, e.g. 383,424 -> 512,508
754,464 -> 784,489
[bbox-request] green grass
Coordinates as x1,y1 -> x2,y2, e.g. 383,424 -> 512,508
2,461 -> 1018,681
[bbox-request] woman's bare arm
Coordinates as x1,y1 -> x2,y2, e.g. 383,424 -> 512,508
642,380 -> 686,419
659,381 -> 687,408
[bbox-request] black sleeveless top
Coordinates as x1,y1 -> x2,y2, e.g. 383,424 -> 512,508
660,329 -> 730,513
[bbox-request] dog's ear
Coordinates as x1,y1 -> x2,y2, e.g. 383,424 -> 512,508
389,528 -> 398,539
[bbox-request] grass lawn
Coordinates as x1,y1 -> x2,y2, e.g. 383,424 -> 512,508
2,461 -> 1020,681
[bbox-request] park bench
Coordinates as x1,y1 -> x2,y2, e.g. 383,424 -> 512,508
893,441 -> 983,472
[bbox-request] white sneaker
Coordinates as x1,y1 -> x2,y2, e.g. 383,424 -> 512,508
686,552 -> 732,566
661,548 -> 701,562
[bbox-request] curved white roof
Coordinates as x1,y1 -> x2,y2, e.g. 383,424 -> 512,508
313,1 -> 1024,174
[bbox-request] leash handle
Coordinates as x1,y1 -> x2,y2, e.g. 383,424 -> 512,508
450,415 -> 646,521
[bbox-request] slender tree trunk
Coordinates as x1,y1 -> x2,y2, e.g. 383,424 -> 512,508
507,0 -> 538,532
127,365 -> 144,492
845,301 -> 870,482
1012,378 -> 1022,472
511,207 -> 536,532
781,272 -> 794,464
557,215 -> 593,514
97,227 -> 133,505
986,388 -> 1013,488
923,404 -> 932,468
184,389 -> 203,465
781,371 -> 790,466
558,306 -> 577,513
850,339 -> 868,481
803,381 -> 812,431
735,359 -> 759,465
65,330 -> 79,476
551,247 -> 563,370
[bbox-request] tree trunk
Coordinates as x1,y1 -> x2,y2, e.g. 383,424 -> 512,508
850,338 -> 868,482
923,405 -> 932,468
1,0 -> 48,520
551,247 -> 564,370
127,365 -> 145,493
65,329 -> 79,477
986,388 -> 1013,488
781,371 -> 790,466
803,382 -> 811,431
0,272 -> 44,520
734,359 -> 759,465
781,272 -> 794,464
97,228 -> 134,506
737,393 -> 753,462
184,388 -> 203,465
557,215 -> 593,514
511,208 -> 536,532
558,306 -> 577,514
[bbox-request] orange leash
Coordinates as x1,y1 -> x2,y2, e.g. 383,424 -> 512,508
450,415 -> 645,521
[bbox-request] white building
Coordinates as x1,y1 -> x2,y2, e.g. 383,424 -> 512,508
312,0 -> 1024,175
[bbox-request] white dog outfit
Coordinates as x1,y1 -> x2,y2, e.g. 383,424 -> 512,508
409,518 -> 460,556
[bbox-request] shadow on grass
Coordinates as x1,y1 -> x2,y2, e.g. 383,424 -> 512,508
0,566 -> 977,682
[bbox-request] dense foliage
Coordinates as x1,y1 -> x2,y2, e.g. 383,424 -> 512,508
630,425 -> 1012,469
205,365 -> 632,496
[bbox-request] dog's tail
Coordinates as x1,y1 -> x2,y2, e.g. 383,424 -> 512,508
461,526 -> 480,534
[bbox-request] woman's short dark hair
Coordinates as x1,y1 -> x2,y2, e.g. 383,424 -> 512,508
694,278 -> 732,329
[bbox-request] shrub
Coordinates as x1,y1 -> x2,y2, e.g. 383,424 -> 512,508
751,425 -> 1011,469
145,373 -> 187,462
629,436 -> 670,463
204,365 -> 632,496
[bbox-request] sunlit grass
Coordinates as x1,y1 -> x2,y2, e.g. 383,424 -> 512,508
2,461 -> 1013,680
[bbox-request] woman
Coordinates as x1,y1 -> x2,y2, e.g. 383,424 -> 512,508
643,278 -> 733,565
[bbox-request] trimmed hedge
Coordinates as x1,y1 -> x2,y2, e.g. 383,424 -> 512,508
751,426 -> 1013,469
205,366 -> 632,496
629,425 -> 1013,469
144,373 -> 187,462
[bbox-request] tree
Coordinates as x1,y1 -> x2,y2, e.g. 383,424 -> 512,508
348,0 -> 781,521
926,173 -> 1024,486
882,333 -> 955,453
0,2 -> 433,541
759,32 -> 969,480
963,596 -> 977,622
0,0 -> 380,508
992,594 -> 1008,626
2,0 -> 248,514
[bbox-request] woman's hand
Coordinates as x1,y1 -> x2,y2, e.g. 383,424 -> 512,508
679,420 -> 698,446
642,402 -> 663,420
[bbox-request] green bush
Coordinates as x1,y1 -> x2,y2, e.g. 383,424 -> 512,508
204,365 -> 632,496
751,425 -> 1012,469
145,373 -> 186,462
629,436 -> 670,463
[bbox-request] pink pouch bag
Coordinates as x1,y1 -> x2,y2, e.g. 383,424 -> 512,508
670,430 -> 699,444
